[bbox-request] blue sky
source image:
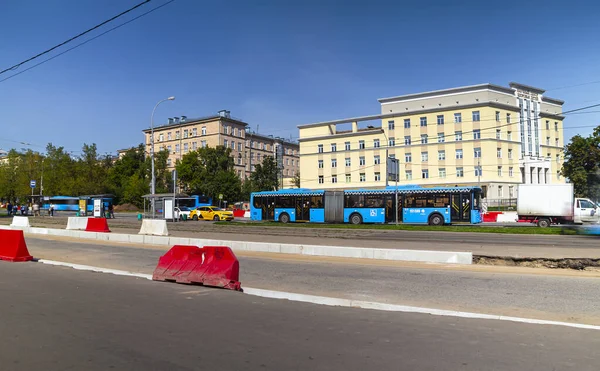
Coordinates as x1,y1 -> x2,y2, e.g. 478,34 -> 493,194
1,0 -> 599,155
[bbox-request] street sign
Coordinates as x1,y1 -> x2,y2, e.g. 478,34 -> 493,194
218,194 -> 223,200
30,180 -> 36,188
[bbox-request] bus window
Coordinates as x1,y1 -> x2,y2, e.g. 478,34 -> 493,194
253,196 -> 262,209
404,195 -> 416,208
365,194 -> 384,208
434,194 -> 449,207
345,194 -> 364,208
310,196 -> 323,208
276,196 -> 294,208
473,191 -> 481,210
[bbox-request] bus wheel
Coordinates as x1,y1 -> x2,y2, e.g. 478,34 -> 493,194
537,218 -> 550,228
350,213 -> 362,225
192,215 -> 198,221
428,213 -> 444,226
279,213 -> 290,223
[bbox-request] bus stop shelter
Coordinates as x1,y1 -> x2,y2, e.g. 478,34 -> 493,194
142,193 -> 190,219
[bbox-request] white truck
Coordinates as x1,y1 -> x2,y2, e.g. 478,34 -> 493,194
517,184 -> 600,227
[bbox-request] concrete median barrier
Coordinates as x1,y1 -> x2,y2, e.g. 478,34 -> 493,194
138,219 -> 169,236
10,216 -> 30,228
66,217 -> 89,230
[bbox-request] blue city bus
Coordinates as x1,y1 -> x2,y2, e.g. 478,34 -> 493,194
44,195 -> 114,212
250,186 -> 482,225
176,195 -> 212,209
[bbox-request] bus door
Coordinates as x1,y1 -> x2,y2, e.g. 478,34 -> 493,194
262,197 -> 275,221
296,197 -> 310,221
450,193 -> 471,222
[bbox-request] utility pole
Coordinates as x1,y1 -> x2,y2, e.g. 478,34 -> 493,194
150,96 -> 175,219
477,158 -> 481,188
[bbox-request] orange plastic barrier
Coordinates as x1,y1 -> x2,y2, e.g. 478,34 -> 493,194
152,245 -> 242,291
85,218 -> 111,233
0,229 -> 33,262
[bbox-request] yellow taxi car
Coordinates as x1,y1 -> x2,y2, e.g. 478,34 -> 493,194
190,206 -> 234,221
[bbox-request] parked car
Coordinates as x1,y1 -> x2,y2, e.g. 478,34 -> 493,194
174,206 -> 192,221
190,206 -> 234,221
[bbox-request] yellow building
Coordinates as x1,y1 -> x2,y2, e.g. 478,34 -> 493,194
142,110 -> 299,188
298,82 -> 565,201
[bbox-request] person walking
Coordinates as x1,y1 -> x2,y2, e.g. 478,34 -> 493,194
49,203 -> 54,217
33,203 -> 40,217
108,204 -> 114,219
6,202 -> 12,216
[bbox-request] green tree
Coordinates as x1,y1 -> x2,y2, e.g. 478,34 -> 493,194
293,171 -> 301,188
251,156 -> 279,191
561,127 -> 600,199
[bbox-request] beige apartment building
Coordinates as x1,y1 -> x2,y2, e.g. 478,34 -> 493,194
298,82 -> 565,201
142,110 -> 299,188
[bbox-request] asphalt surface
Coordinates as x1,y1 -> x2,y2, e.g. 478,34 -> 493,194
25,236 -> 600,325
1,261 -> 599,371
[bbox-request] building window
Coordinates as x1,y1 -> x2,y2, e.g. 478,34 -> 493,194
318,144 -> 323,153
201,140 -> 207,148
437,115 -> 444,125
374,172 -> 381,182
257,153 -> 261,162
498,185 -> 503,197
473,129 -> 481,140
331,158 -> 337,168
345,174 -> 351,183
167,158 -> 172,166
183,129 -> 189,138
359,156 -> 366,166
231,141 -> 235,149
404,136 -> 411,145
498,166 -> 503,177
556,154 -> 560,163
474,147 -> 481,158
175,144 -> 180,153
374,155 -> 381,165
457,167 -> 464,178
546,120 -> 550,130
420,117 -> 427,127
555,138 -> 559,146
183,143 -> 189,152
555,122 -> 558,131
508,148 -> 513,159
192,142 -> 197,150
509,167 -> 514,177
373,139 -> 380,148
421,134 -> 428,144
455,131 -> 463,141
506,113 -> 511,123
405,153 -> 412,163
388,137 -> 395,147
454,113 -> 462,123
474,166 -> 482,177
496,129 -> 501,139
191,128 -> 197,137
438,150 -> 446,160
472,111 -> 480,122
495,111 -> 500,121
331,143 -> 337,152
388,120 -> 395,130
318,160 -> 324,168
507,131 -> 512,140
497,148 -> 502,158
422,169 -> 429,179
223,139 -> 228,148
455,149 -> 463,159
509,185 -> 514,197
546,137 -> 550,145
318,176 -> 324,184
359,173 -> 366,182
438,132 -> 445,143
159,133 -> 164,142
175,131 -> 180,140
406,170 -> 412,180
404,119 -> 411,129
345,141 -> 351,151
238,143 -> 242,151
439,168 -> 446,178
167,132 -> 172,140
421,152 -> 428,162
251,164 -> 256,171
345,158 -> 351,167
359,140 -> 365,149
332,175 -> 338,184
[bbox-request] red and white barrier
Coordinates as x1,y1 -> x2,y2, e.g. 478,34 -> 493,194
482,211 -> 518,223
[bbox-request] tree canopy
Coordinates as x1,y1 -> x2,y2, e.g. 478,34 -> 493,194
561,126 -> 600,200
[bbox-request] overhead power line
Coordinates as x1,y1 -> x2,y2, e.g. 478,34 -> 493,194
0,0 -> 176,84
0,0 -> 151,76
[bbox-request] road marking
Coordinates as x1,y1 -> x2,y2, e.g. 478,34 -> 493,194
36,259 -> 600,331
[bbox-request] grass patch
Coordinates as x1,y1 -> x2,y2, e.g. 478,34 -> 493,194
215,221 -> 574,235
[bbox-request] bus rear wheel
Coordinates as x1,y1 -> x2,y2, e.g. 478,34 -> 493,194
279,213 -> 290,223
350,213 -> 363,225
428,213 -> 444,226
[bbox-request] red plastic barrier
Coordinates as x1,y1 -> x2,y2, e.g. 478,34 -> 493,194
153,245 -> 242,291
233,209 -> 245,218
0,230 -> 33,262
85,218 -> 111,233
482,211 -> 502,223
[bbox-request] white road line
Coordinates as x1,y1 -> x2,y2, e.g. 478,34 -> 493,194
36,259 -> 600,331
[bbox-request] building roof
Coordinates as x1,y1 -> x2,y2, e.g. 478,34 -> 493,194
247,132 -> 299,146
377,83 -> 515,104
143,113 -> 248,133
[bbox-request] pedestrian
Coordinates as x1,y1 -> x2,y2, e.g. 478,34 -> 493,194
108,204 -> 114,219
33,203 -> 40,217
7,202 -> 12,216
50,203 -> 54,217
20,204 -> 25,216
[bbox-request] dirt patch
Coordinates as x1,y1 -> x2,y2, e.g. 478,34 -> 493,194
113,204 -> 140,212
474,255 -> 600,270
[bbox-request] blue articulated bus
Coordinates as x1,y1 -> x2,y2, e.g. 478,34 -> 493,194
250,186 -> 482,225
44,195 -> 114,212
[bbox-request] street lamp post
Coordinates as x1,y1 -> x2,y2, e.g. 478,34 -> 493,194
150,96 -> 175,219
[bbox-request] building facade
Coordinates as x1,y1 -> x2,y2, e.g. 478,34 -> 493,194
298,83 -> 565,201
143,110 -> 299,188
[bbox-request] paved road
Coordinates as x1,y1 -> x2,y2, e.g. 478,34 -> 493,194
3,215 -> 600,258
1,261 -> 599,371
25,236 -> 600,325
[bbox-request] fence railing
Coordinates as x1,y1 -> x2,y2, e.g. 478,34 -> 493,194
482,198 -> 517,211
